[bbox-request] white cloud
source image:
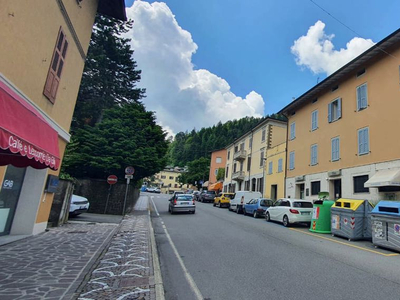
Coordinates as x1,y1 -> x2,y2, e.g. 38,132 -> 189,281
291,20 -> 374,75
126,1 -> 264,136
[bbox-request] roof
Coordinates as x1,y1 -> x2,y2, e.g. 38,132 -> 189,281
97,0 -> 127,21
279,27 -> 400,116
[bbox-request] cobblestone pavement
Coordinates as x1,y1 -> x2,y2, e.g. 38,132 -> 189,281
76,196 -> 157,300
0,222 -> 118,300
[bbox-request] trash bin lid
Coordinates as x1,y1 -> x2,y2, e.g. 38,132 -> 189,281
371,201 -> 400,216
333,198 -> 365,211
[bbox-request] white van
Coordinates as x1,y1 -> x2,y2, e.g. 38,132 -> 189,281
229,191 -> 262,213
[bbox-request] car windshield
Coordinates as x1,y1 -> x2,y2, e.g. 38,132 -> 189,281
177,196 -> 193,201
225,194 -> 234,199
207,191 -> 215,195
292,201 -> 313,208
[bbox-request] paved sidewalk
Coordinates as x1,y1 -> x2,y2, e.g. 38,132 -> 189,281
0,194 -> 162,300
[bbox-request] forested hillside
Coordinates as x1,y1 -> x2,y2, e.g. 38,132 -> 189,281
167,114 -> 286,167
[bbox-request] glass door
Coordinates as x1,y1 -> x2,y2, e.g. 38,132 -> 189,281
0,166 -> 26,236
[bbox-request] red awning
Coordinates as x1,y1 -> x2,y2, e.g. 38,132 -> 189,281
0,80 -> 60,170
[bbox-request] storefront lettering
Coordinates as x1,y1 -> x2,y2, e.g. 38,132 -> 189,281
8,136 -> 23,152
3,180 -> 14,189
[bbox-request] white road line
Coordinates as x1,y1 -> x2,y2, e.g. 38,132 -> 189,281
150,197 -> 204,300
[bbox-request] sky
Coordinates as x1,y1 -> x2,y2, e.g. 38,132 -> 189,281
124,0 -> 400,136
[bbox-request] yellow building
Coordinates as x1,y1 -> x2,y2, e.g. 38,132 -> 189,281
154,168 -> 190,194
265,142 -> 286,200
224,118 -> 287,196
279,28 -> 400,203
0,1 -> 126,239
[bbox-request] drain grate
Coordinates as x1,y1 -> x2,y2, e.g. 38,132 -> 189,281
67,231 -> 88,234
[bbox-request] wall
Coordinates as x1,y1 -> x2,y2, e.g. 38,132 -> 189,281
265,142 -> 286,199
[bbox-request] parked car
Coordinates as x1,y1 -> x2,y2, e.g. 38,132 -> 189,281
193,191 -> 200,201
200,190 -> 216,203
265,198 -> 313,227
154,188 -> 161,193
243,198 -> 274,218
229,191 -> 262,213
146,187 -> 155,193
213,192 -> 234,208
168,194 -> 196,214
69,194 -> 90,216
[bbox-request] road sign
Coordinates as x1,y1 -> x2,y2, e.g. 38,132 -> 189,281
107,175 -> 118,185
125,166 -> 135,175
125,175 -> 133,179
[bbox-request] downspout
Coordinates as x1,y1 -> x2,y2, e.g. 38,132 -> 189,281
283,114 -> 289,198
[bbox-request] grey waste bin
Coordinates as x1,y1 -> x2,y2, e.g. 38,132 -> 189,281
331,199 -> 372,241
371,201 -> 400,252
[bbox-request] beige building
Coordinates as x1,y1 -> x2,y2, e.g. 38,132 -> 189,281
265,142 -> 286,200
154,168 -> 191,194
0,1 -> 126,239
224,118 -> 287,196
279,28 -> 400,203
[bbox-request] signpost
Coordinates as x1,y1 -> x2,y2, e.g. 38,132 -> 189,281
105,175 -> 118,214
123,166 -> 135,215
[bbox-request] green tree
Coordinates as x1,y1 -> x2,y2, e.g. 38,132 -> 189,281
62,103 -> 169,180
72,15 -> 145,129
177,157 -> 210,189
216,168 -> 225,181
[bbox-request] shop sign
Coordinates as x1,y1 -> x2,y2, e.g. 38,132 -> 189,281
3,179 -> 14,190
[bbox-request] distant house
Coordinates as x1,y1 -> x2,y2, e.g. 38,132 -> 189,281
279,28 -> 400,202
0,0 -> 126,238
208,148 -> 227,191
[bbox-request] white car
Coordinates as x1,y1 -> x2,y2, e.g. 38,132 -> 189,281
265,198 -> 313,227
69,194 -> 90,216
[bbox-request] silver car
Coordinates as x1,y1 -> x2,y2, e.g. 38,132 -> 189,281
168,194 -> 196,214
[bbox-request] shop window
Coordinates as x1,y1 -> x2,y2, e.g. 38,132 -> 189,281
354,175 -> 369,193
44,27 -> 68,103
311,181 -> 320,195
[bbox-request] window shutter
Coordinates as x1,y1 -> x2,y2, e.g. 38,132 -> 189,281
365,128 -> 369,153
361,85 -> 367,109
337,98 -> 342,119
328,103 -> 332,123
357,86 -> 362,110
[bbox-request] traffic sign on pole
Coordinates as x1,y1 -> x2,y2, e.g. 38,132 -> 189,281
107,175 -> 118,185
125,166 -> 135,175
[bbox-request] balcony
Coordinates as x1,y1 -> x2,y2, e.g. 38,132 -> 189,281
232,171 -> 245,181
233,150 -> 247,161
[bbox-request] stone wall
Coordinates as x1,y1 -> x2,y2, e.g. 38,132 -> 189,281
48,179 -> 74,227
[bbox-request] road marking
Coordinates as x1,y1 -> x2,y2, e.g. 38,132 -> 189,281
289,228 -> 399,257
151,197 -> 160,216
150,198 -> 204,300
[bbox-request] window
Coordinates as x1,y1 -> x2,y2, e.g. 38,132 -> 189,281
328,98 -> 342,123
249,137 -> 253,148
331,137 -> 340,161
260,150 -> 265,167
245,180 -> 250,191
356,83 -> 368,111
233,163 -> 237,173
261,128 -> 266,142
44,27 -> 68,103
247,156 -> 251,171
354,175 -> 369,193
290,122 -> 296,140
289,151 -> 295,170
216,157 -> 222,163
278,158 -> 283,173
310,144 -> 318,166
268,161 -> 273,174
311,110 -> 318,131
240,143 -> 244,151
169,176 -> 174,180
358,127 -> 370,155
311,181 -> 320,195
226,166 -> 229,178
227,151 -> 230,160
161,175 -> 166,179
215,169 -> 218,176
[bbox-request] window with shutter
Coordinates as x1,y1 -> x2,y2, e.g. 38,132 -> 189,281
357,83 -> 368,111
278,158 -> 283,172
331,137 -> 340,161
311,110 -> 318,131
289,151 -> 295,170
311,144 -> 318,166
44,27 -> 68,103
358,127 -> 369,155
268,161 -> 273,174
290,122 -> 296,140
328,98 -> 342,123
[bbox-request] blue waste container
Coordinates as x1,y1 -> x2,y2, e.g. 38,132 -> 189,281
371,201 -> 400,252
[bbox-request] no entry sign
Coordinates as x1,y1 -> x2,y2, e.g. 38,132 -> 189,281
107,175 -> 118,185
125,166 -> 135,175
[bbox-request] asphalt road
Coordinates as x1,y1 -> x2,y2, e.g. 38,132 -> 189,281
149,193 -> 400,300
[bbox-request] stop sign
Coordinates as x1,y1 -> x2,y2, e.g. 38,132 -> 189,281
107,175 -> 118,185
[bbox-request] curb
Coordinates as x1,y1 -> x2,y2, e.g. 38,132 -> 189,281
148,210 -> 165,300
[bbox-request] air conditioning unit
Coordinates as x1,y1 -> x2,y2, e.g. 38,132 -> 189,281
328,170 -> 341,177
295,175 -> 305,182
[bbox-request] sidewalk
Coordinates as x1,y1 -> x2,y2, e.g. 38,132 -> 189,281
0,195 -> 163,300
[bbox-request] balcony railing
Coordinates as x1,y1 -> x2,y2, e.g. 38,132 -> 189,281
232,171 -> 245,181
233,150 -> 247,161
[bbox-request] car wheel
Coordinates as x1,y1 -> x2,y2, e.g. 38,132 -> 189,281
283,215 -> 290,227
253,211 -> 258,218
265,212 -> 271,222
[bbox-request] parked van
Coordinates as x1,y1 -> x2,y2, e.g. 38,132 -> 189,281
229,191 -> 262,213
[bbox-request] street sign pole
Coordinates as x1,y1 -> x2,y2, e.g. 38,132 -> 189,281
122,167 -> 135,215
104,184 -> 112,214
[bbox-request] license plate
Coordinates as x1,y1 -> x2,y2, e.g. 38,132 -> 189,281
181,202 -> 189,205
80,206 -> 86,209
301,212 -> 310,215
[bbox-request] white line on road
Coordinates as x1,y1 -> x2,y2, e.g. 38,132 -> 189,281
150,197 -> 204,300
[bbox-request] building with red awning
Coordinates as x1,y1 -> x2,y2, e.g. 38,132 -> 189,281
0,0 -> 126,240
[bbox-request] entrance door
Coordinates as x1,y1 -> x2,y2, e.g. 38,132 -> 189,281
0,166 -> 26,236
333,179 -> 342,199
297,183 -> 305,199
271,184 -> 277,201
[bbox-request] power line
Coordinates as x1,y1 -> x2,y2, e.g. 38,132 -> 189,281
309,0 -> 398,60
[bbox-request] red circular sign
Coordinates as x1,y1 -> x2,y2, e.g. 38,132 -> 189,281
125,166 -> 135,175
107,175 -> 118,185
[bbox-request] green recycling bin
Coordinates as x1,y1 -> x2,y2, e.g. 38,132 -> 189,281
309,200 -> 335,233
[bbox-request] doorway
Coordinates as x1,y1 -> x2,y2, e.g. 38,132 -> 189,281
271,185 -> 277,200
333,179 -> 342,199
0,166 -> 26,236
297,183 -> 305,199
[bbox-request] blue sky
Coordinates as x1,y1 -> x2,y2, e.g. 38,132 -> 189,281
124,0 -> 400,135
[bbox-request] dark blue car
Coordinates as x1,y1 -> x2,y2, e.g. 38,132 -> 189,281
243,198 -> 274,218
